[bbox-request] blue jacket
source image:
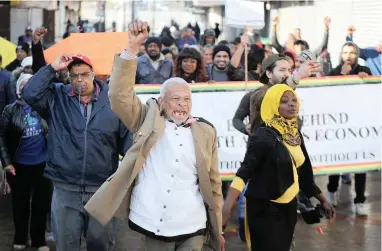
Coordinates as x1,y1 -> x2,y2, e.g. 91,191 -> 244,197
0,70 -> 16,115
21,65 -> 132,186
346,35 -> 381,76
177,37 -> 197,50
136,55 -> 173,84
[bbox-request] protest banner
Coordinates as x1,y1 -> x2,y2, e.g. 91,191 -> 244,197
135,76 -> 382,180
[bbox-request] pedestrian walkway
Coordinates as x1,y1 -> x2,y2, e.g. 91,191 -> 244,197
0,173 -> 380,250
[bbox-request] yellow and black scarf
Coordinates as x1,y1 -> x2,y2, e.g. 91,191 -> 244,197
260,84 -> 301,146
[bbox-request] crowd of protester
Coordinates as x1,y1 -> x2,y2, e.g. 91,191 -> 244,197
0,16 -> 380,251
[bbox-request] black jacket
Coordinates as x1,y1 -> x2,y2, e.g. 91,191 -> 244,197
328,63 -> 372,76
0,100 -> 48,167
227,62 -> 260,82
5,58 -> 21,72
0,71 -> 16,115
32,41 -> 47,74
236,126 -> 321,201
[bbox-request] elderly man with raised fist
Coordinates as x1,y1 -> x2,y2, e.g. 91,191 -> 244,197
85,20 -> 225,251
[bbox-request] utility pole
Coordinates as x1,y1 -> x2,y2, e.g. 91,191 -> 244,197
131,0 -> 135,22
152,0 -> 156,35
96,0 -> 105,32
123,1 -> 126,31
59,0 -> 65,38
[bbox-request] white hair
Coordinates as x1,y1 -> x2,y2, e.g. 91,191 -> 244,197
159,77 -> 191,97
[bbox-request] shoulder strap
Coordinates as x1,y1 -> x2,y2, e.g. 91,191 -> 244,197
263,126 -> 281,141
263,127 -> 297,167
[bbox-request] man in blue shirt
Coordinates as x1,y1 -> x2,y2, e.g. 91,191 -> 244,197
346,25 -> 381,76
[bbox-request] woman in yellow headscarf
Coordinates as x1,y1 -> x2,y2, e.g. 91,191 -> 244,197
222,84 -> 335,251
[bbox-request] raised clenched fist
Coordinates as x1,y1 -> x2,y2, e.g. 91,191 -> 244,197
33,27 -> 48,45
348,25 -> 356,35
324,16 -> 331,29
127,20 -> 149,55
272,16 -> 279,26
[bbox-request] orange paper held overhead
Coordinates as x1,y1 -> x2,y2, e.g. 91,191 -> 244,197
44,32 -> 129,75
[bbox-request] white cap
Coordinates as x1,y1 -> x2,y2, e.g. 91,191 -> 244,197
16,73 -> 33,97
21,56 -> 33,68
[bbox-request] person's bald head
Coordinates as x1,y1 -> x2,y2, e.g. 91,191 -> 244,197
159,77 -> 192,125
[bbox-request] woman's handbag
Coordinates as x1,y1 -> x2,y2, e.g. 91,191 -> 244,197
300,203 -> 335,224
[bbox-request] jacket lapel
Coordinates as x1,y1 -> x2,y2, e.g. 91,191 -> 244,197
191,123 -> 214,209
127,109 -> 165,187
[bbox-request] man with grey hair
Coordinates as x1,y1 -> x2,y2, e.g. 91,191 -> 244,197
85,20 -> 225,251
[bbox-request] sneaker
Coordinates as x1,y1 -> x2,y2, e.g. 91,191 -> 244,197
290,234 -> 295,251
37,246 -> 50,251
341,174 -> 352,185
355,203 -> 368,216
326,192 -> 337,206
45,231 -> 54,242
12,245 -> 26,250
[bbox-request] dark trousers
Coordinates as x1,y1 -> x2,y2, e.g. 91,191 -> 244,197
7,162 -> 52,247
246,198 -> 297,251
238,218 -> 245,242
327,173 -> 366,204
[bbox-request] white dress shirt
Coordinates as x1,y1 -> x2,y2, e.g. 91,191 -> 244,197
129,121 -> 207,237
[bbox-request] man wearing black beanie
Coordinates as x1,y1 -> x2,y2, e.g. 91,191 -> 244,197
136,36 -> 173,84
145,37 -> 162,61
206,44 -> 231,82
5,43 -> 30,72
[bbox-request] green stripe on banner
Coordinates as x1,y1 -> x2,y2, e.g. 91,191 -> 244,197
313,167 -> 381,176
220,165 -> 382,181
134,76 -> 382,94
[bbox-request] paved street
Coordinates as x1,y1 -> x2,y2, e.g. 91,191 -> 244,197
0,173 -> 380,251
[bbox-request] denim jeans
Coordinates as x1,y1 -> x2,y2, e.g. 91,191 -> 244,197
51,185 -> 119,251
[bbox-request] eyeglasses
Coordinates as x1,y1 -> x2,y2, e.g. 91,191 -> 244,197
69,72 -> 93,80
